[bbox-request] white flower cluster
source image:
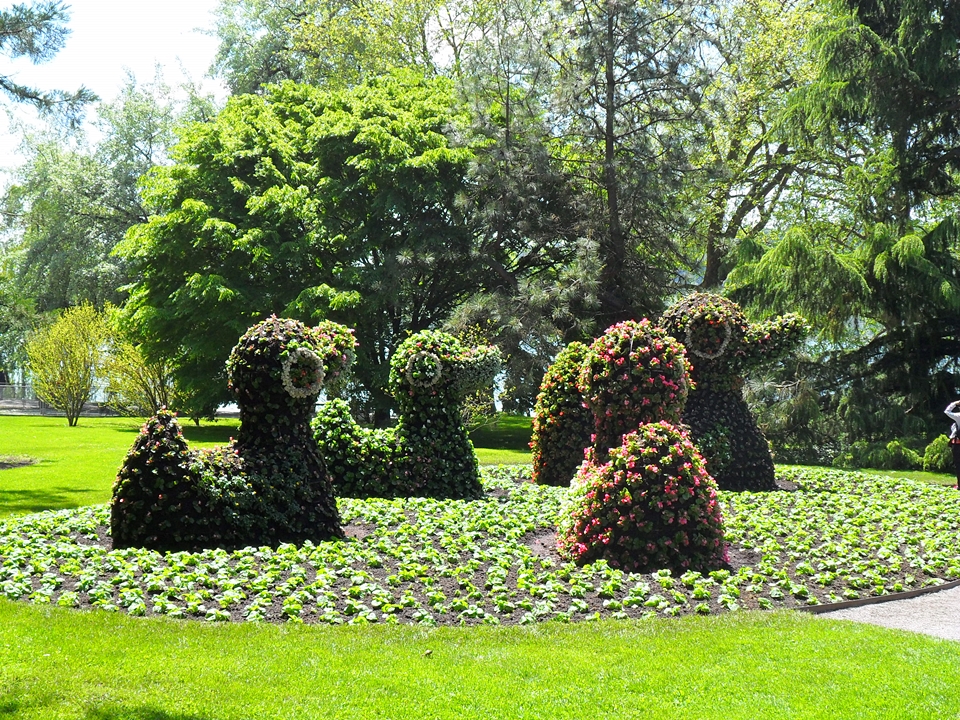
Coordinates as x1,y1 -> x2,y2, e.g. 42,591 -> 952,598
405,351 -> 443,388
281,347 -> 325,398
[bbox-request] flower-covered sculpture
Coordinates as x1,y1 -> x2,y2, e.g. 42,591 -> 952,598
529,342 -> 593,487
313,330 -> 502,499
660,293 -> 806,491
111,317 -> 356,552
531,321 -> 691,485
557,421 -> 726,573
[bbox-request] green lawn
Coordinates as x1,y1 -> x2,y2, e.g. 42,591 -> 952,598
3,599 -> 960,719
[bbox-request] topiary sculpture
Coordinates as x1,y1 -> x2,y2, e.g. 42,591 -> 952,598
556,421 -> 726,573
111,317 -> 355,552
531,320 -> 692,486
530,341 -> 593,487
313,329 -> 501,499
659,293 -> 806,491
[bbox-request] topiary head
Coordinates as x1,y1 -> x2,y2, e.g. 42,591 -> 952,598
660,293 -> 806,390
388,330 -> 501,411
578,319 -> 692,456
226,316 -> 356,417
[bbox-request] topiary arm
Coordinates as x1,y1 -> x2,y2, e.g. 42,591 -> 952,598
741,313 -> 807,373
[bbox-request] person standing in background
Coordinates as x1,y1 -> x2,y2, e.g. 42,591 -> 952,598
945,400 -> 960,488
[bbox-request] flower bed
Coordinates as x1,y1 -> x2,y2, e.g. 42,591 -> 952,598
1,467 -> 959,625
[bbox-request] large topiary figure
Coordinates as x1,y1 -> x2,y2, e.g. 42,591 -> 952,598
556,421 -> 726,573
112,317 -> 355,551
531,321 -> 692,486
313,330 -> 501,498
660,293 -> 806,491
530,341 -> 593,487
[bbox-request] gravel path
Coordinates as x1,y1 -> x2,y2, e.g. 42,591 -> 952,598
818,586 -> 960,641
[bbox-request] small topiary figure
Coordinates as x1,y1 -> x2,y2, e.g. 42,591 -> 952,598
530,341 -> 593,487
556,421 -> 726,573
660,293 -> 806,491
579,320 -> 692,461
112,316 -> 355,551
313,329 -> 501,498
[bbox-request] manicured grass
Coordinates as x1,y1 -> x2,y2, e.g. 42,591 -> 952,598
469,414 -> 533,452
3,599 -> 960,719
861,467 -> 957,487
0,416 -> 241,519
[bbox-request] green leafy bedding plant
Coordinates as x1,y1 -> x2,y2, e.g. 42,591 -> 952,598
4,466 -> 960,625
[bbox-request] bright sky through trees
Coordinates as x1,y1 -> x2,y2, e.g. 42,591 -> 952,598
0,0 -> 225,170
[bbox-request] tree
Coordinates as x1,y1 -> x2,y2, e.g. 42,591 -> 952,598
544,0 -> 711,323
0,1 -> 94,120
0,76 -> 192,313
118,71 -> 483,420
25,302 -> 109,425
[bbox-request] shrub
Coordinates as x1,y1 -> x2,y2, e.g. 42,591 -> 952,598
659,293 -> 805,491
530,341 -> 593,487
924,435 -> 953,473
578,320 -> 691,460
833,438 -> 923,471
556,421 -> 727,574
314,330 -> 501,498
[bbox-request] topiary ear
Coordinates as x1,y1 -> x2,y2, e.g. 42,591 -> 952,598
312,321 -> 357,391
741,313 -> 807,373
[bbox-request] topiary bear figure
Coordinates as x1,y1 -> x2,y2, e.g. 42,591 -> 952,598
659,293 -> 806,491
531,320 -> 691,485
556,421 -> 726,573
313,329 -> 501,499
111,317 -> 355,552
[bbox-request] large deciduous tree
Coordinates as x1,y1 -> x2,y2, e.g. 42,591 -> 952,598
118,70 -> 482,419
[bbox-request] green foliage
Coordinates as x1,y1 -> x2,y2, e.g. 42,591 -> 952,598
118,70 -> 481,417
833,438 -> 923,472
25,303 -> 110,426
530,341 -> 592,487
0,1 -> 95,120
660,293 -> 805,490
923,435 -> 952,474
314,330 -> 501,498
112,317 -> 353,551
557,421 -> 726,574
579,320 -> 691,460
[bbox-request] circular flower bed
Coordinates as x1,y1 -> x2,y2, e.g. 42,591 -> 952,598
4,467 -> 960,625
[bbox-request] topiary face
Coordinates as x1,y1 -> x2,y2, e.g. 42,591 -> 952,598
578,319 -> 692,457
388,330 -> 501,409
659,294 -> 748,389
556,421 -> 727,574
226,316 -> 356,416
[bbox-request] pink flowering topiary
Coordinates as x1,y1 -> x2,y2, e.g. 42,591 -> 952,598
578,319 -> 692,461
556,421 -> 727,574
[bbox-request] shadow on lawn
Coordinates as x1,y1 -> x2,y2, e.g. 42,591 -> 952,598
0,485 -> 101,515
82,705 -> 225,720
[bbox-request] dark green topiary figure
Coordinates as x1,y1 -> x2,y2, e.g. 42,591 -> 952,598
557,421 -> 726,573
530,342 -> 593,487
313,330 -> 501,499
112,317 -> 355,551
660,293 -> 806,491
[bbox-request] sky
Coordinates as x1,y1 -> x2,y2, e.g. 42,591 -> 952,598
0,0 -> 227,170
